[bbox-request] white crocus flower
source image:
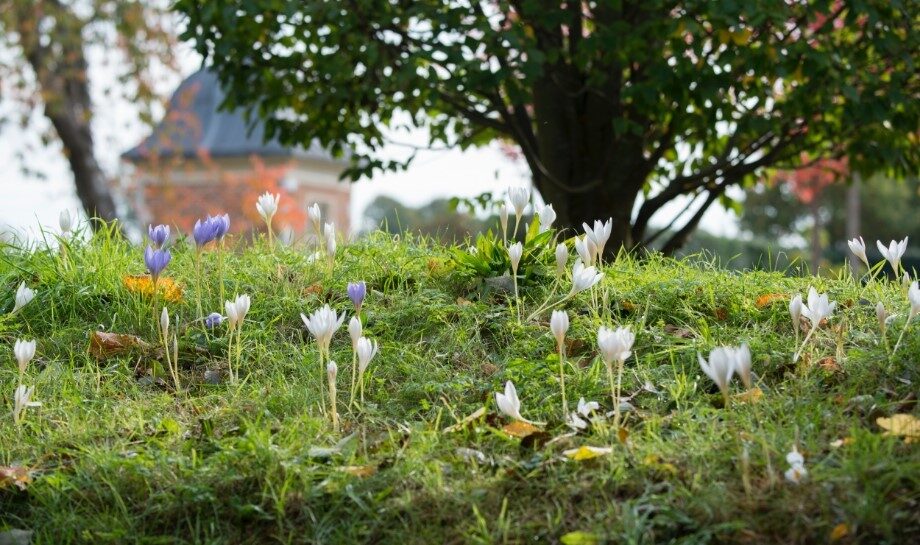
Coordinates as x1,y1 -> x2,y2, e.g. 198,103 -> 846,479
356,337 -> 379,374
224,294 -> 251,329
570,261 -> 602,295
160,307 -> 170,337
784,446 -> 808,484
566,412 -> 589,430
301,305 -> 346,357
13,282 -> 35,313
576,397 -> 600,417
508,242 -> 523,275
550,310 -> 569,352
555,243 -> 568,276
732,343 -> 753,389
597,326 -> 634,365
910,281 -> 920,320
537,204 -> 556,233
582,219 -> 613,262
847,236 -> 869,268
789,294 -> 803,329
699,347 -> 735,402
14,339 -> 36,375
801,287 -> 836,329
348,317 -> 363,350
876,237 -> 908,275
495,380 -> 534,423
507,186 -> 530,220
307,203 -> 322,235
574,235 -> 596,266
59,210 -> 73,235
13,384 -> 41,424
256,192 -> 281,223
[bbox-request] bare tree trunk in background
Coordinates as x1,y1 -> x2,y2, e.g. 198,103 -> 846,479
810,199 -> 822,273
846,174 -> 862,275
14,2 -> 118,227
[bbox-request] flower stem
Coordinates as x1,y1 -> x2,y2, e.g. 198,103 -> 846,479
349,349 -> 357,409
217,241 -> 225,306
195,251 -> 203,319
512,272 -> 520,324
891,318 -> 912,357
606,361 -> 617,425
558,344 -> 567,418
792,325 -> 818,363
226,324 -> 235,382
614,360 -> 624,429
329,379 -> 339,432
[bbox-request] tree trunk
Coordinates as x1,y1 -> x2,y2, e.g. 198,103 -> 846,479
16,3 -> 118,228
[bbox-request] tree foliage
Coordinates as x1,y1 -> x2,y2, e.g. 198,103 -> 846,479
1,0 -> 176,224
177,0 -> 918,251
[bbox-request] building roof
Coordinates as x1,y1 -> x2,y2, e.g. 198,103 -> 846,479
122,69 -> 343,164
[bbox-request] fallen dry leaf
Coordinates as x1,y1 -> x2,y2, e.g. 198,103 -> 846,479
641,454 -> 678,476
713,307 -> 728,321
876,413 -> 920,443
733,387 -> 764,404
830,437 -> 854,449
819,357 -> 841,373
502,420 -> 540,438
663,324 -> 693,339
829,523 -> 851,542
339,465 -> 377,478
88,331 -> 151,359
456,297 -> 472,306
122,275 -> 183,302
563,445 -> 613,461
620,300 -> 637,312
617,427 -> 630,444
302,283 -> 324,296
0,466 -> 32,491
755,293 -> 786,309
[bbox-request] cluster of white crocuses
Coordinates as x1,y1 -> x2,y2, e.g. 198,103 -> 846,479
845,235 -> 918,355
698,344 -> 753,407
10,339 -> 39,424
301,281 -> 378,430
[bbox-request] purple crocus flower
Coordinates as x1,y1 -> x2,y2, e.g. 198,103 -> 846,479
193,217 -> 220,248
204,312 -> 225,329
144,245 -> 171,281
213,214 -> 230,241
148,224 -> 170,249
347,281 -> 367,313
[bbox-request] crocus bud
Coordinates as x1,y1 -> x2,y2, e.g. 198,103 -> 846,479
348,316 -> 363,349
59,210 -> 73,234
14,339 -> 36,374
356,337 -> 378,373
160,307 -> 170,336
347,281 -> 367,313
876,302 -> 888,335
508,242 -> 523,274
256,192 -> 280,223
550,310 -> 569,351
144,246 -> 171,281
508,186 -> 530,219
13,282 -> 35,313
148,224 -> 170,249
537,204 -> 556,233
555,243 -> 568,276
205,312 -> 224,329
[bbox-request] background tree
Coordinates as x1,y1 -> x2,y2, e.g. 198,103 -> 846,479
177,0 -> 917,252
742,174 -> 920,271
1,0 -> 176,225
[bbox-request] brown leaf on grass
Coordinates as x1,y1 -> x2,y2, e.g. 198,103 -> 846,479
755,293 -> 786,309
443,407 -> 486,433
733,387 -> 764,404
819,357 -> 841,373
302,283 -> 324,296
713,307 -> 728,321
876,414 -> 920,443
829,523 -> 851,542
0,466 -> 31,491
339,465 -> 377,478
502,420 -> 540,438
620,300 -> 637,312
122,275 -> 183,302
830,437 -> 854,449
663,324 -> 693,338
564,337 -> 586,356
89,331 -> 151,359
456,297 -> 472,306
617,427 -> 630,444
480,363 -> 498,376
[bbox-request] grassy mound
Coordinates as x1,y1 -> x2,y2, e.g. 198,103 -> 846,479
1,228 -> 918,544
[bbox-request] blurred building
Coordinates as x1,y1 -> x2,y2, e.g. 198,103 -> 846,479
121,69 -> 349,236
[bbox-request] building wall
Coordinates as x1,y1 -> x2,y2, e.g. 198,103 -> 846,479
128,154 -> 350,240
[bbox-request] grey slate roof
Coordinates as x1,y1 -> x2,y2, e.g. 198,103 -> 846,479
122,69 -> 342,164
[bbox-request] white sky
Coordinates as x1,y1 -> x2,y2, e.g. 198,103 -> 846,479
0,42 -> 741,240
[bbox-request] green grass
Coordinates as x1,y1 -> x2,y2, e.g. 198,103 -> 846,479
1,226 -> 918,544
